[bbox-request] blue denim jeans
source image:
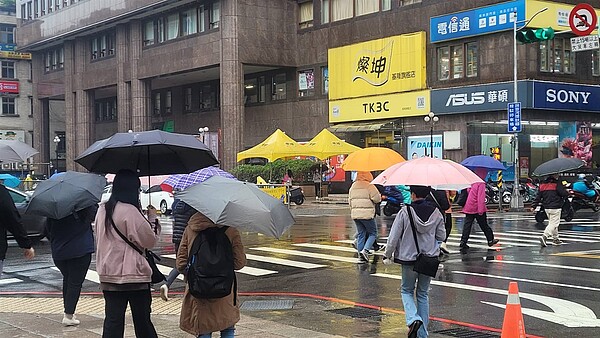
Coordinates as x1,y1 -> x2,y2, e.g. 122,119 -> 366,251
401,265 -> 431,338
197,326 -> 235,338
354,218 -> 377,252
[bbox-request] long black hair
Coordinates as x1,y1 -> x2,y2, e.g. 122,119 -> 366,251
104,169 -> 140,226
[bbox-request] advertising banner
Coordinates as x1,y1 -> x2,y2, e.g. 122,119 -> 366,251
327,32 -> 426,100
0,130 -> 25,141
559,121 -> 592,167
526,0 -> 600,32
0,51 -> 32,60
532,81 -> 600,112
0,44 -> 16,51
329,89 -> 429,123
0,81 -> 19,94
407,135 -> 443,159
430,81 -> 530,114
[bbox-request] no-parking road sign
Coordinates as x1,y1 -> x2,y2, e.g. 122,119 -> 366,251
570,3 -> 598,36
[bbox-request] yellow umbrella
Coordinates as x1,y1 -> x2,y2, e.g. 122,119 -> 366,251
302,129 -> 362,160
341,147 -> 406,171
237,129 -> 303,162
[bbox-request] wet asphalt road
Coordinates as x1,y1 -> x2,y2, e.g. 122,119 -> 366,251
3,203 -> 600,337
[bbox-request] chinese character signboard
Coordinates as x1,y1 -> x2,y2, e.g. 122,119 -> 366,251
0,81 -> 19,94
507,102 -> 522,132
327,32 -> 427,101
430,0 -> 525,43
430,81 -> 529,114
0,51 -> 31,60
571,35 -> 600,52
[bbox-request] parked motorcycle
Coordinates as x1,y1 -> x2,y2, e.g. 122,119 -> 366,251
534,196 -> 574,223
522,178 -> 539,203
289,186 -> 305,205
382,185 -> 404,216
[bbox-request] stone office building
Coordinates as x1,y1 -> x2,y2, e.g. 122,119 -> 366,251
15,0 -> 600,178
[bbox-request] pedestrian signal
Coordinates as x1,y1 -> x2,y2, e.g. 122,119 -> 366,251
490,147 -> 501,161
516,27 -> 555,44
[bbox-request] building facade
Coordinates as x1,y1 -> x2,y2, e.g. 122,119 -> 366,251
15,0 -> 600,178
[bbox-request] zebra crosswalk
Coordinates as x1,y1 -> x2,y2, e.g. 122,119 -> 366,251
2,228 -> 600,288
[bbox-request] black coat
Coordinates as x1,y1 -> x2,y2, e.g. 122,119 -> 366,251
533,177 -> 569,209
426,189 -> 451,212
46,205 -> 97,261
0,185 -> 31,260
172,199 -> 196,245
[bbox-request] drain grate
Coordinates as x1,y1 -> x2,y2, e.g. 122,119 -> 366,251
240,300 -> 294,311
434,328 -> 500,338
326,306 -> 383,319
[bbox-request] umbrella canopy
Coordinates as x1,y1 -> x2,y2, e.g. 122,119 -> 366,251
532,157 -> 585,177
461,155 -> 506,170
0,140 -> 38,163
341,147 -> 405,172
301,129 -> 362,160
372,157 -> 483,190
25,171 -> 107,219
75,130 -> 218,176
178,176 -> 295,238
161,167 -> 236,193
0,173 -> 20,188
236,129 -> 303,162
105,173 -> 169,187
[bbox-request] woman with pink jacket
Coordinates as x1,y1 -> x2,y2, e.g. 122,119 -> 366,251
95,169 -> 161,338
459,168 -> 499,251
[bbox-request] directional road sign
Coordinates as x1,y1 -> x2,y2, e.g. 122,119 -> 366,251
570,3 -> 598,36
508,102 -> 522,133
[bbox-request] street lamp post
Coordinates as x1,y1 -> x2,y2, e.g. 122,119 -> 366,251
199,127 -> 209,144
53,135 -> 61,172
511,7 -> 548,210
423,112 -> 439,158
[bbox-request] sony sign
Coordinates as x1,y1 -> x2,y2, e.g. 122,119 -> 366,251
445,92 -> 486,107
546,89 -> 591,104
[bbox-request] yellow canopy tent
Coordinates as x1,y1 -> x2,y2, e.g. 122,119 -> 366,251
236,129 -> 303,162
301,128 -> 362,160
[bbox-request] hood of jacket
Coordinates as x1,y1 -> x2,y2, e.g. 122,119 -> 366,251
187,212 -> 220,232
355,171 -> 373,182
409,199 -> 439,233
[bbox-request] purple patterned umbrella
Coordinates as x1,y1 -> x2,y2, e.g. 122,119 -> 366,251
161,167 -> 235,192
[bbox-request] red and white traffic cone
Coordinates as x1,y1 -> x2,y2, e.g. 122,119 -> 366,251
501,281 -> 526,338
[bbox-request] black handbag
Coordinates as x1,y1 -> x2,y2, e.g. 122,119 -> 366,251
109,217 -> 166,284
407,206 -> 440,278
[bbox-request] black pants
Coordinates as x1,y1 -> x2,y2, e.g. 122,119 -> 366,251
102,289 -> 157,338
314,182 -> 321,197
54,253 -> 92,315
460,213 -> 494,244
444,213 -> 452,242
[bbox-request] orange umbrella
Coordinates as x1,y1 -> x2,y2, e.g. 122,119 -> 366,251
341,147 -> 405,172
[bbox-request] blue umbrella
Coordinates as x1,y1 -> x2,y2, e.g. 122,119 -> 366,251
461,155 -> 505,170
0,173 -> 21,188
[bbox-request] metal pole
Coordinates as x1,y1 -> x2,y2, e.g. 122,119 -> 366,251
511,10 -> 523,210
430,124 -> 434,158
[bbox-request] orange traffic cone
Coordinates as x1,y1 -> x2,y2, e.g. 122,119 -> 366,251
501,282 -> 526,338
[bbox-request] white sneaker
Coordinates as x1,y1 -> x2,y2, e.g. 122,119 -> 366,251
160,284 -> 169,301
359,249 -> 370,262
62,314 -> 80,326
440,242 -> 449,254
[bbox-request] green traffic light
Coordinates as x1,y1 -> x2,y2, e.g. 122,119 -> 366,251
516,27 -> 555,44
535,27 -> 554,40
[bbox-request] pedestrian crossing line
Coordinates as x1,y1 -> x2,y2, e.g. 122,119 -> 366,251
245,254 -> 325,269
237,266 -> 278,276
487,260 -> 600,273
444,239 -> 508,250
293,243 -> 384,256
250,247 -> 359,263
507,230 -> 600,242
336,239 -> 388,245
448,233 -> 540,245
50,267 -> 100,284
452,271 -> 600,292
560,230 -> 600,238
445,236 -> 529,248
0,278 -> 20,285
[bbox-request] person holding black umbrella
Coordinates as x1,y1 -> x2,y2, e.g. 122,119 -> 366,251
533,174 -> 569,247
46,204 -> 97,326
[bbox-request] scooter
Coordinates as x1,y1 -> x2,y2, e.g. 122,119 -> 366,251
289,186 -> 305,205
382,186 -> 404,216
534,197 -> 574,223
570,191 -> 600,213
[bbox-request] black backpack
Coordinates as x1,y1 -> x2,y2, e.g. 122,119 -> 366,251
186,226 -> 236,303
456,189 -> 469,207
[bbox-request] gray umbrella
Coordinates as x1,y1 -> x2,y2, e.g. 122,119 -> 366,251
0,140 -> 38,163
75,130 -> 218,176
532,157 -> 585,177
25,171 -> 107,220
178,176 -> 295,238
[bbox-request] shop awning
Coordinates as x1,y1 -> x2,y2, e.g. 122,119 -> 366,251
328,120 -> 395,133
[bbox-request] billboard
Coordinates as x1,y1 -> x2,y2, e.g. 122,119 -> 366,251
558,121 -> 592,167
407,135 -> 443,159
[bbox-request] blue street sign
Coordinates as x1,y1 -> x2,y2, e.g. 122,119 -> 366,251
507,102 -> 522,132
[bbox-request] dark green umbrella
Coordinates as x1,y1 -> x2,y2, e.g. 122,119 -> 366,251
531,158 -> 585,177
25,171 -> 106,219
178,176 -> 295,238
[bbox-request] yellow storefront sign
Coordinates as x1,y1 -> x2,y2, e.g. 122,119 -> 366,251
526,0 -> 600,33
329,90 -> 430,123
0,51 -> 32,60
328,32 -> 426,101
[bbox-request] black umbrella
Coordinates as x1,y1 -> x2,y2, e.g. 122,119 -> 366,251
25,171 -> 107,219
75,130 -> 219,176
532,157 -> 585,177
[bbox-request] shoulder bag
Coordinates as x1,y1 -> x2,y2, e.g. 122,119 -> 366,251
109,217 -> 166,284
406,206 -> 440,278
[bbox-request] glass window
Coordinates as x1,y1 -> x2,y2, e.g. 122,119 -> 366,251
540,38 -> 575,74
298,69 -> 315,97
299,2 -> 313,29
33,0 -> 39,17
553,39 -> 562,73
2,61 -> 14,78
165,90 -> 172,114
540,41 -> 549,72
437,47 -> 449,80
322,67 -> 328,95
199,84 -> 219,110
47,0 -> 52,13
153,92 -> 161,115
593,51 -> 600,76
210,1 -> 220,29
1,97 -> 15,115
400,0 -> 421,5
26,2 -> 32,19
272,73 -> 287,100
331,0 -> 352,22
41,0 -> 45,15
91,38 -> 98,59
0,25 -> 14,45
157,17 -> 166,43
21,4 -> 25,19
245,78 -> 258,104
466,43 -> 478,77
143,21 -> 155,46
321,0 -> 329,23
199,5 -> 205,33
167,14 -> 179,40
355,0 -> 378,16
451,45 -> 464,79
182,8 -> 198,36
382,0 -> 391,10
185,87 -> 192,111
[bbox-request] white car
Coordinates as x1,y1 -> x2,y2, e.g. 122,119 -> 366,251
100,184 -> 174,215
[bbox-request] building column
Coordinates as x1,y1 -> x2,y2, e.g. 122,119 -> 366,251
130,20 -> 149,131
116,24 -> 131,132
220,0 -> 244,170
32,98 -> 50,175
63,40 -> 77,171
74,90 -> 94,160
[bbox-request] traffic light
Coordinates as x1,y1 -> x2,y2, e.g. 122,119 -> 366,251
516,27 -> 555,44
490,147 -> 501,161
